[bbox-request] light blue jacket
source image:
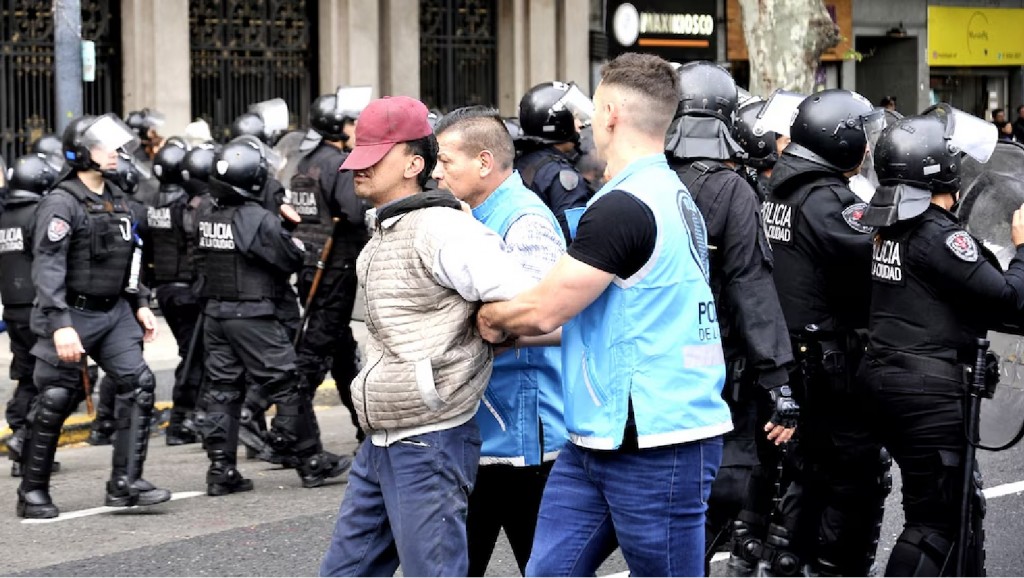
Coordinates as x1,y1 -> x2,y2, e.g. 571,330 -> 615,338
472,171 -> 568,465
562,155 -> 732,450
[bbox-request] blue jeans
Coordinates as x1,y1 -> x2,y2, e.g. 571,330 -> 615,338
319,420 -> 482,577
526,437 -> 723,577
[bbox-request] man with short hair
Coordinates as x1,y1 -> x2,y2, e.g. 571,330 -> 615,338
478,52 -> 731,577
432,106 -> 567,576
318,97 -> 534,577
1012,104 -> 1024,143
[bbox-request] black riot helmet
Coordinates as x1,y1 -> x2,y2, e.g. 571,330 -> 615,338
8,153 -> 60,200
114,152 -> 146,195
519,82 -> 578,144
787,89 -> 883,173
309,94 -> 349,141
734,99 -> 778,170
152,136 -> 190,185
62,114 -> 140,173
182,143 -> 218,197
209,135 -> 269,202
874,114 -> 961,194
31,134 -> 63,159
675,61 -> 738,125
62,115 -> 99,171
229,112 -> 267,142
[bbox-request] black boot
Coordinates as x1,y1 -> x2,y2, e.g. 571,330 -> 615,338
16,387 -> 73,519
207,450 -> 254,496
166,408 -> 198,446
105,375 -> 171,507
298,451 -> 351,488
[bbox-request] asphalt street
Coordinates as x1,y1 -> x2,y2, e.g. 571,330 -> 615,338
0,319 -> 1023,575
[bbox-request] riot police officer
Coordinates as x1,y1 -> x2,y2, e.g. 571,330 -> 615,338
18,114 -> 171,519
290,92 -> 368,441
193,136 -> 349,495
148,137 -> 203,445
758,89 -> 890,575
858,108 -> 1011,576
663,62 -> 797,574
86,149 -> 152,446
733,97 -> 782,203
1,154 -> 61,476
515,81 -> 592,242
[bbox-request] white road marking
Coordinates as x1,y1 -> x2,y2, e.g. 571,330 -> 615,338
22,491 -> 204,524
983,480 -> 1024,499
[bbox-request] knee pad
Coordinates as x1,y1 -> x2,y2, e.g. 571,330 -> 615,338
133,368 -> 156,410
887,527 -> 951,577
763,523 -> 806,577
38,387 -> 76,419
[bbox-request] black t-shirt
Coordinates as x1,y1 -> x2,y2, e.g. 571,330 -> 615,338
567,190 -> 656,278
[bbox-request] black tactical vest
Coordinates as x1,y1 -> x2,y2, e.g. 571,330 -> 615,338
517,150 -> 564,190
147,185 -> 194,284
290,157 -> 335,268
0,199 -> 39,306
765,175 -> 838,333
868,211 -> 988,363
196,203 -> 280,301
59,179 -> 135,298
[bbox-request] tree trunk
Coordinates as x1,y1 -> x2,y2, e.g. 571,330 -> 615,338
738,0 -> 839,97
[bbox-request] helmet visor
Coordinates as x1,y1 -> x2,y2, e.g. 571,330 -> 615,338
863,107 -> 887,150
249,98 -> 290,140
924,103 -> 998,163
753,90 -> 806,138
553,83 -> 595,127
336,85 -> 373,119
81,114 -> 140,154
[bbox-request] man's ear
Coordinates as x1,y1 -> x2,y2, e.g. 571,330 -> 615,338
406,154 -> 425,179
478,150 -> 495,178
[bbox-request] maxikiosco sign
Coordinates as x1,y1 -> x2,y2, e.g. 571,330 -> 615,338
606,0 -> 718,61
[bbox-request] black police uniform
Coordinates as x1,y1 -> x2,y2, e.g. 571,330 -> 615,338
862,204 -> 1017,576
671,158 -> 794,565
762,152 -> 888,575
0,189 -> 57,477
148,182 -> 204,443
19,174 -> 170,518
88,155 -> 152,445
515,146 -> 590,242
291,142 -> 367,438
194,189 -> 346,492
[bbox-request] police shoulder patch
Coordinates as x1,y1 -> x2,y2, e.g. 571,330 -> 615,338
841,202 -> 873,234
558,169 -> 580,191
945,230 -> 979,262
46,217 -> 70,242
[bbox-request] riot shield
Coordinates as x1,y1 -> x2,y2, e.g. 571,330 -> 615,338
958,141 -> 1024,269
958,141 -> 1024,449
980,332 -> 1024,450
271,129 -> 309,190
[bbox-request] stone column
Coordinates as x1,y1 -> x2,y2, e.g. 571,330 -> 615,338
380,0 -> 420,97
121,0 -> 191,136
319,0 -> 381,96
498,0 -> 592,116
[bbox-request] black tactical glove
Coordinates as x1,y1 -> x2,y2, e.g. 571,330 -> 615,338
768,385 -> 800,429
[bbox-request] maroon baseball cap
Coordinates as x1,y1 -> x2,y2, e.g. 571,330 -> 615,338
339,96 -> 433,171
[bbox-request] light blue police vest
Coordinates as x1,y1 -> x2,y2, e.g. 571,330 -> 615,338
562,154 -> 731,450
472,171 -> 568,465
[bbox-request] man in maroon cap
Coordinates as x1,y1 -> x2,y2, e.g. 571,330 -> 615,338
319,96 -> 534,577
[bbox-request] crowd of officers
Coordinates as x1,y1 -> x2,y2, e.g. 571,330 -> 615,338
0,50 -> 1020,577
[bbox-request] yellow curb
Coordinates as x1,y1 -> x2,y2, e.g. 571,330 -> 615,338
0,401 -> 174,456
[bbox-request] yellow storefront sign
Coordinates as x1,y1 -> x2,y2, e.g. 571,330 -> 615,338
928,6 -> 1024,66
